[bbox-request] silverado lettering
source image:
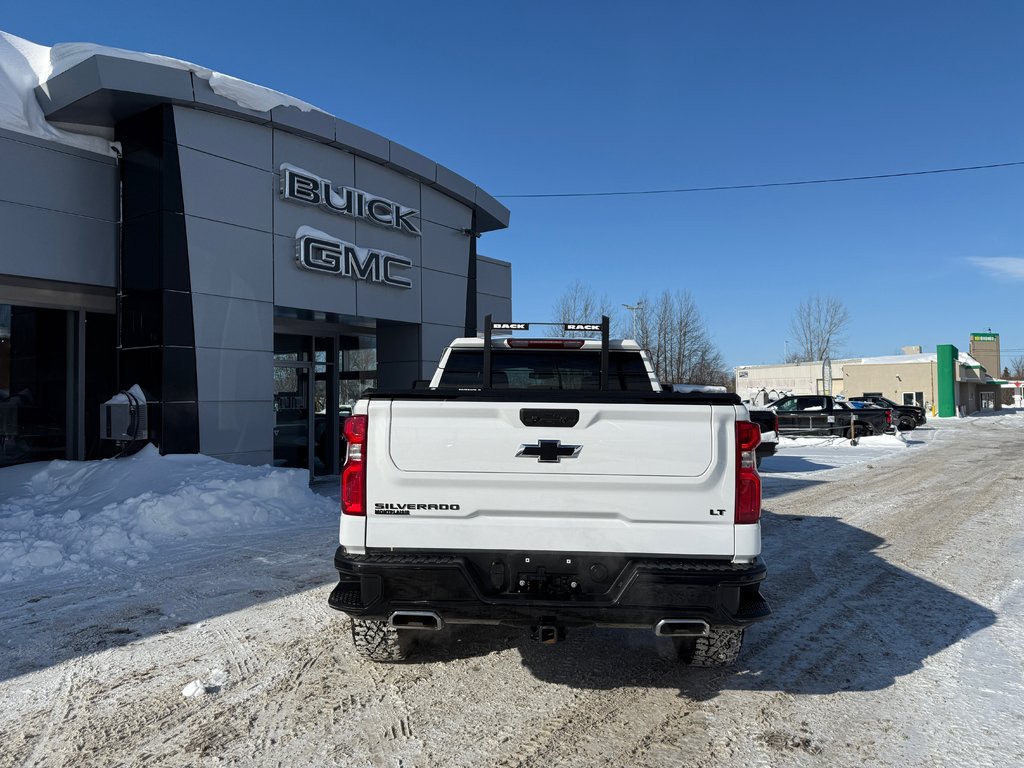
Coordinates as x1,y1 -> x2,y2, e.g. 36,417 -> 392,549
374,503 -> 461,511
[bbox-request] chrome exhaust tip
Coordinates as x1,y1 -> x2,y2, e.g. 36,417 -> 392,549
654,619 -> 710,637
389,610 -> 443,631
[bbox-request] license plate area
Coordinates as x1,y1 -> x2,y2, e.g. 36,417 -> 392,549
513,553 -> 581,597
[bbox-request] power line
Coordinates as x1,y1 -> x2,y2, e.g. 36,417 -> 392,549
495,160 -> 1024,200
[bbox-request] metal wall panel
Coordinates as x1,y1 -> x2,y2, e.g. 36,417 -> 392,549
420,221 -> 472,277
0,131 -> 117,288
178,146 -> 273,231
173,106 -> 273,170
421,322 -> 463,366
192,293 -> 274,351
477,256 -> 512,299
0,202 -> 117,287
0,132 -> 117,220
198,401 -> 274,456
195,347 -> 273,402
420,269 -> 469,328
271,233 -> 357,313
186,216 -> 274,302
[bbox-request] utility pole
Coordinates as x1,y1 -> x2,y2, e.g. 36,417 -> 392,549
622,301 -> 643,341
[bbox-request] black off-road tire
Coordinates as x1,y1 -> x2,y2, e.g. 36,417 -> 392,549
897,416 -> 915,431
675,626 -> 745,667
350,618 -> 411,662
851,423 -> 874,439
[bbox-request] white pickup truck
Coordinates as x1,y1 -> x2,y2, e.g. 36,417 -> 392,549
328,318 -> 770,666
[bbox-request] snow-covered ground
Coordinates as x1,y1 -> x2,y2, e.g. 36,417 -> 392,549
0,444 -> 336,584
0,414 -> 1020,767
0,428 -> 920,586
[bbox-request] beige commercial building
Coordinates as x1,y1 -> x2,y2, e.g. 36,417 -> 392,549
841,351 -> 1004,414
735,360 -> 857,404
736,348 -> 1004,415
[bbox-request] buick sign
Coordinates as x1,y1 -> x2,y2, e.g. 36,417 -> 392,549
281,164 -> 420,236
296,226 -> 412,289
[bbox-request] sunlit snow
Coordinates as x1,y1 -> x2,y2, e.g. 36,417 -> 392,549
0,444 -> 336,584
0,29 -> 320,157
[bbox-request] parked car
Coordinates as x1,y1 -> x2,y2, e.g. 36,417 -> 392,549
850,396 -> 926,431
766,395 -> 893,437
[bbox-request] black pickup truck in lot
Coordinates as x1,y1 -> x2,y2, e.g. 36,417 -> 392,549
767,395 -> 893,437
746,409 -> 779,467
849,396 -> 926,431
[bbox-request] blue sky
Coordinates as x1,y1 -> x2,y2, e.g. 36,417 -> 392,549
7,2 -> 1024,368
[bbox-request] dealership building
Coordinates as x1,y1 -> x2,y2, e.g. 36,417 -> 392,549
0,35 -> 511,478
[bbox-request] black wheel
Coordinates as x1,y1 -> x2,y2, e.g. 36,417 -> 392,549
897,416 -> 915,431
350,618 -> 412,662
675,626 -> 745,667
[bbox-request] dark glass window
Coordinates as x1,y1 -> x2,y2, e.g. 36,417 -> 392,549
84,312 -> 118,460
438,349 -> 652,391
0,305 -> 69,466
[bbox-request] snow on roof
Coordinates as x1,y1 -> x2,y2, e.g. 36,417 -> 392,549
734,358 -> 859,371
853,351 -> 987,369
1,30 -> 319,157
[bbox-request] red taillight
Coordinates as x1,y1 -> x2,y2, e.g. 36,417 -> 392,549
506,339 -> 586,349
885,409 -> 892,426
736,420 -> 761,525
342,415 -> 367,516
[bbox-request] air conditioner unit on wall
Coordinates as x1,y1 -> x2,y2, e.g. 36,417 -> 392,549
100,385 -> 148,441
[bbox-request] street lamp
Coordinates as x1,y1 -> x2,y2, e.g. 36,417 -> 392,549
622,301 -> 643,341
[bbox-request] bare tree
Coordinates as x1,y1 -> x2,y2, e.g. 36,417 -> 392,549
1008,355 -> 1024,380
789,295 -> 850,361
548,284 -> 726,384
634,290 -> 727,385
549,281 -> 619,337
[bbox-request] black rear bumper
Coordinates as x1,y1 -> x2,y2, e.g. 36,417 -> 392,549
329,548 -> 770,629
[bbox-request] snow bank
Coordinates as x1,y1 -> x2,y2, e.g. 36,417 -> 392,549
762,431 -> 914,476
0,445 -> 337,584
783,432 -> 909,449
0,29 -> 320,157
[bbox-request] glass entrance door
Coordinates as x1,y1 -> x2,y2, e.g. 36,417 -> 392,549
273,329 -> 377,478
273,362 -> 311,470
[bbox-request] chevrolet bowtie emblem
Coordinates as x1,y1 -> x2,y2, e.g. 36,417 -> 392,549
516,440 -> 582,463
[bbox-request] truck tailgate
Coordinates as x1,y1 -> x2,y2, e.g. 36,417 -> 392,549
362,400 -> 739,557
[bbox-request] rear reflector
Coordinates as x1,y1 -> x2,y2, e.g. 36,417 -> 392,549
736,420 -> 761,524
342,415 -> 367,516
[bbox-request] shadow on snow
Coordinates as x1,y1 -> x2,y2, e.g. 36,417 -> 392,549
0,522 -> 338,683
404,509 -> 996,700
